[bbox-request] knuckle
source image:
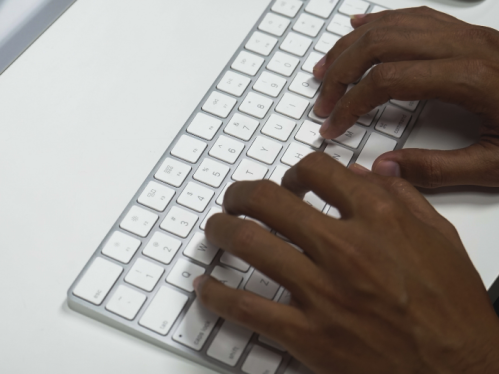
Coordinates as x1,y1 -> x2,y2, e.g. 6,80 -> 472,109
362,27 -> 389,49
387,178 -> 412,194
369,195 -> 400,217
379,11 -> 405,25
420,155 -> 445,189
369,63 -> 400,89
461,26 -> 498,46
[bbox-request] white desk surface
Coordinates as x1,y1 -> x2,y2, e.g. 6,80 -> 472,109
1,0 -> 498,373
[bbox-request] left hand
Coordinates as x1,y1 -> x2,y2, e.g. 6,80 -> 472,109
194,153 -> 499,374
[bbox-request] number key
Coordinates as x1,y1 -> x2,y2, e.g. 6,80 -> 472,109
193,158 -> 230,188
209,135 -> 245,164
177,182 -> 214,213
160,206 -> 198,238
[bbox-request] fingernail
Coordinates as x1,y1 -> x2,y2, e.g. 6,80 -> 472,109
320,117 -> 331,136
351,14 -> 367,20
193,275 -> 208,294
313,55 -> 327,71
373,160 -> 401,177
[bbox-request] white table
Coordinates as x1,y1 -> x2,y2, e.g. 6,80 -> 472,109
1,0 -> 498,373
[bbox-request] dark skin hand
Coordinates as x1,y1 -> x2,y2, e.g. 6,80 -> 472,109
194,153 -> 499,374
313,7 -> 499,188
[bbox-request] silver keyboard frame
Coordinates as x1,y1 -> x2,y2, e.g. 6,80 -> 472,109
67,1 -> 427,373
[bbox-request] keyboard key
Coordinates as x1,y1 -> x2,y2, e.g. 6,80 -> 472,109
261,113 -> 296,142
315,32 -> 340,54
305,0 -> 339,18
177,182 -> 214,213
232,51 -> 265,76
295,120 -> 324,148
280,32 -> 312,57
194,158 -> 230,188
183,232 -> 219,265
242,345 -> 282,374
138,181 -> 175,212
173,299 -> 219,351
259,335 -> 286,352
207,320 -> 253,366
125,258 -> 164,292
304,192 -> 326,211
155,157 -> 191,187
211,266 -> 243,289
302,51 -> 325,73
245,270 -> 280,299
267,51 -> 299,77
324,143 -> 354,166
293,13 -> 324,37
240,92 -> 274,119
216,182 -> 233,205
106,285 -> 146,320
161,206 -> 199,238
224,113 -> 259,141
102,231 -> 141,264
289,72 -> 321,98
339,0 -> 369,16
356,133 -> 397,170
217,70 -> 251,97
326,205 -> 341,219
269,164 -> 290,185
232,159 -> 268,181
308,106 -> 327,124
171,135 -> 208,164
166,258 -> 206,292
139,286 -> 188,335
120,205 -> 158,238
220,251 -> 250,272
357,107 -> 379,127
281,142 -> 315,166
279,289 -> 292,305
202,91 -> 237,119
372,5 -> 388,13
245,31 -> 278,56
271,0 -> 303,18
334,124 -> 366,148
247,136 -> 283,165
253,71 -> 287,98
375,106 -> 411,138
390,99 -> 419,112
200,206 -> 222,230
187,112 -> 223,141
143,231 -> 181,265
327,14 -> 353,36
73,257 -> 123,305
209,135 -> 245,164
258,12 -> 291,37
275,92 -> 309,119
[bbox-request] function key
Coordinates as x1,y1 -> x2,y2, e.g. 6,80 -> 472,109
187,113 -> 222,141
280,32 -> 312,57
202,91 -> 237,119
327,13 -> 354,36
138,181 -> 175,212
120,205 -> 158,238
217,71 -> 251,97
171,135 -> 208,164
102,231 -> 141,264
271,0 -> 303,18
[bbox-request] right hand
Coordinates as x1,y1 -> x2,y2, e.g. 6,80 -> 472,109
313,7 -> 499,188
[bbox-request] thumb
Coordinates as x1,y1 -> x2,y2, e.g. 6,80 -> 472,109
371,141 -> 499,188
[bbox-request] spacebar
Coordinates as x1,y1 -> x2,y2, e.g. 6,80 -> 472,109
356,133 -> 397,170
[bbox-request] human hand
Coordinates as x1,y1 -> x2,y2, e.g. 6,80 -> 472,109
313,7 -> 499,188
195,153 -> 499,374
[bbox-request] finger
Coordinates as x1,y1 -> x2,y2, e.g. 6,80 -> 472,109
222,179 -> 344,256
313,26 -> 460,118
349,163 -> 466,252
371,139 -> 499,188
351,6 -> 460,29
320,58 -> 481,139
313,9 -> 456,80
205,213 -> 318,297
281,152 -> 387,218
194,275 -> 306,345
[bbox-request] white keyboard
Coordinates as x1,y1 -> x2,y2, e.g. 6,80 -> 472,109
67,1 -> 425,373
